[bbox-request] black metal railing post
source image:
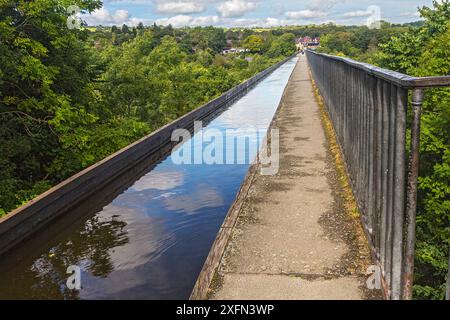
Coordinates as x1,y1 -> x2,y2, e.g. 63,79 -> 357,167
403,88 -> 424,299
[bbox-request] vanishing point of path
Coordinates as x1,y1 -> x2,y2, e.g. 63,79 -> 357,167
208,55 -> 380,300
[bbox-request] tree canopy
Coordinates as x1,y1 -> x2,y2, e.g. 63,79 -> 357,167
0,0 -> 297,217
243,34 -> 265,53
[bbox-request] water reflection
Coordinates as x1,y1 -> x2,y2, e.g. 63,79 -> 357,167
0,214 -> 128,299
164,185 -> 224,214
0,57 -> 298,299
131,171 -> 184,191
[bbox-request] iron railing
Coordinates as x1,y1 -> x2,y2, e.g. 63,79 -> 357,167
306,49 -> 450,300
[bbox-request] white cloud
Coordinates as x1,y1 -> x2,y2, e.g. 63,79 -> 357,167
156,14 -> 192,27
91,0 -> 426,27
154,15 -> 299,28
131,171 -> 184,191
155,2 -> 206,14
217,0 -> 258,18
225,17 -> 295,28
114,9 -> 130,21
264,17 -> 283,27
343,10 -> 372,18
84,8 -> 131,25
285,10 -> 328,20
155,14 -> 221,27
309,0 -> 346,10
192,15 -> 221,25
400,11 -> 420,18
259,17 -> 294,27
104,0 -> 155,3
83,7 -> 154,26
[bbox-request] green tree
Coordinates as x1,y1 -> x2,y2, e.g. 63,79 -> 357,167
410,24 -> 450,300
267,33 -> 296,58
375,31 -> 423,73
0,1 -> 300,217
243,35 -> 265,53
318,32 -> 361,57
0,0 -> 102,212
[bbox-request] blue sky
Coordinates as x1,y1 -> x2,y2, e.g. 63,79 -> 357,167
83,0 -> 435,27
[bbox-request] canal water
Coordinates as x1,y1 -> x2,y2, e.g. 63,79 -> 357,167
0,57 -> 298,299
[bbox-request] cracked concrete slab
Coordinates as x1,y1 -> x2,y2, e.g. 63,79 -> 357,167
213,274 -> 363,300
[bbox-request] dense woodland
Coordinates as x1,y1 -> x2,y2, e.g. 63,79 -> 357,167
0,0 -> 297,217
317,0 -> 450,300
0,0 -> 448,299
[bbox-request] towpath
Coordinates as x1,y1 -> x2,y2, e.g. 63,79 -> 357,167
207,55 -> 378,300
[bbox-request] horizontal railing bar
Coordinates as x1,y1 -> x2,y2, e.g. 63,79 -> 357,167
306,49 -> 450,89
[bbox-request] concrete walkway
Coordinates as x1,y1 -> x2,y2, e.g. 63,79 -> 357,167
209,55 -> 377,300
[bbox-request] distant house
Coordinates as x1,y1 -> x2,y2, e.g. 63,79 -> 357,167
299,36 -> 312,44
222,48 -> 249,55
296,36 -> 320,49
